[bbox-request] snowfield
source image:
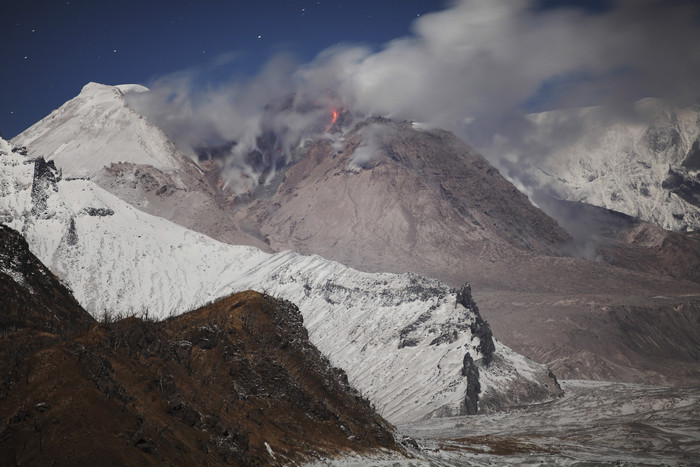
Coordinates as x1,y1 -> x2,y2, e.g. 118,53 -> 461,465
396,380 -> 700,466
0,139 -> 560,424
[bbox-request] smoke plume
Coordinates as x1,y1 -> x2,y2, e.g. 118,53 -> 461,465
125,0 -> 700,195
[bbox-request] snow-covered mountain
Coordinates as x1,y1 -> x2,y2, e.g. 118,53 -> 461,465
11,82 -> 269,250
511,99 -> 700,231
0,137 -> 562,424
13,83 -> 182,177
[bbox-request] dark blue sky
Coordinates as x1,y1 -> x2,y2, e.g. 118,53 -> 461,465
3,1 -> 697,142
1,0 -> 446,139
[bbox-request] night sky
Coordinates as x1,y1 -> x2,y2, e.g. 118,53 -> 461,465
1,0 -> 445,139
2,0 -> 699,146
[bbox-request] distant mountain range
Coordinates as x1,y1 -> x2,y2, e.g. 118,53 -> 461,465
513,99 -> 700,232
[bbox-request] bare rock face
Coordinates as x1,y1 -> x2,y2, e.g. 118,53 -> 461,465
29,158 -> 61,218
457,284 -> 495,366
0,224 -> 94,372
662,167 -> 700,210
461,353 -> 480,415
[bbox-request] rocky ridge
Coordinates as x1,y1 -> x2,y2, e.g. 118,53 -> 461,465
0,222 -> 93,372
0,218 -> 401,464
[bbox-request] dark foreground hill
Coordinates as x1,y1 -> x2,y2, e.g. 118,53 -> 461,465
0,224 -> 94,372
0,226 -> 399,465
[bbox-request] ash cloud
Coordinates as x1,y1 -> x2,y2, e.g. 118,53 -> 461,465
126,0 -> 700,200
347,123 -> 396,171
125,54 -> 341,193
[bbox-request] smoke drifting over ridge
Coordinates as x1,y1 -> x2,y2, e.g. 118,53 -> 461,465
125,0 -> 700,194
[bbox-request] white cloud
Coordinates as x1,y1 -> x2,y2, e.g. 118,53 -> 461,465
126,0 -> 700,192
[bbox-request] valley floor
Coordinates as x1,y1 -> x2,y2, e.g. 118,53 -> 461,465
312,380 -> 700,466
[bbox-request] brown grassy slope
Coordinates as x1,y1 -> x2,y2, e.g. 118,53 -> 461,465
0,291 -> 399,466
0,224 -> 95,373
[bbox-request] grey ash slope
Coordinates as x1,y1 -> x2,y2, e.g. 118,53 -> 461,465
232,118 -> 571,290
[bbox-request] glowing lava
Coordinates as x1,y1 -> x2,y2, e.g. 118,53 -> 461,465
325,109 -> 339,133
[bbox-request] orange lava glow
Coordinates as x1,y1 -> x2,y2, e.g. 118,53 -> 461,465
325,109 -> 339,132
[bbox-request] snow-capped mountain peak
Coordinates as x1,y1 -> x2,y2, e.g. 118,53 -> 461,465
12,82 -> 184,178
11,83 -> 274,250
